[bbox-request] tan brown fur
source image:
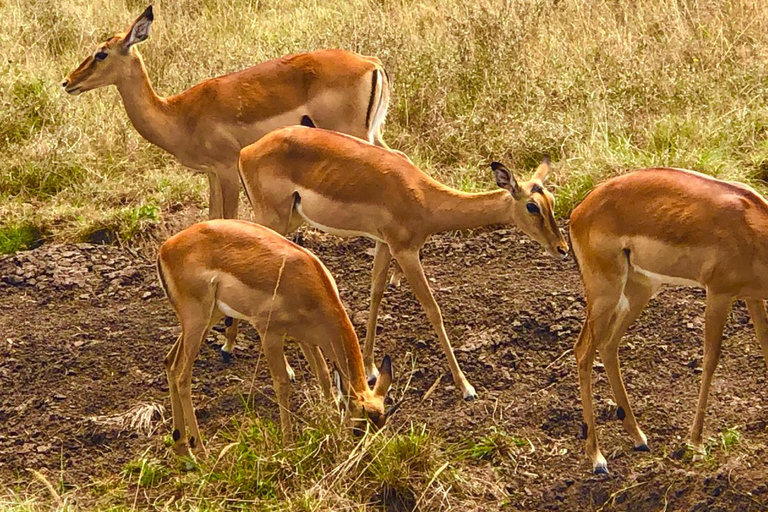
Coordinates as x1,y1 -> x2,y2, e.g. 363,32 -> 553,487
238,126 -> 569,400
157,220 -> 392,455
63,6 -> 391,220
569,168 -> 768,474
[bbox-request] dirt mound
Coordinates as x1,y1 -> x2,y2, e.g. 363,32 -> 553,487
0,243 -> 158,301
1,228 -> 767,510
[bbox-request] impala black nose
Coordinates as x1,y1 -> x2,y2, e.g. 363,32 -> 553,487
557,247 -> 569,258
62,80 -> 69,88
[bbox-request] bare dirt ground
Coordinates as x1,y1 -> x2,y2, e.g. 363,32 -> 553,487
1,224 -> 767,511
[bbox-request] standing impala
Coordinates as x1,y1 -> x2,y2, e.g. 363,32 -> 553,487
238,126 -> 569,400
62,6 -> 392,220
570,168 -> 768,474
157,220 -> 394,455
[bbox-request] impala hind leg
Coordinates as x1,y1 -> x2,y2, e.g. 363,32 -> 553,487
168,305 -> 219,456
746,300 -> 768,370
690,292 -> 733,459
575,252 -> 630,474
364,242 -> 392,383
221,316 -> 237,363
598,275 -> 658,453
164,334 -> 187,455
394,249 -> 476,400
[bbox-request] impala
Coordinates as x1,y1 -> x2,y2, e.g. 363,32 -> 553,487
569,168 -> 768,474
238,126 -> 569,400
157,219 -> 394,455
63,6 -> 392,220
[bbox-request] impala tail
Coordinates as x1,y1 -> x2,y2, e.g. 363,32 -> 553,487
366,68 -> 391,145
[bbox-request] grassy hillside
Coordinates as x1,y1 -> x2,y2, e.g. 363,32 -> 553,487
2,0 -> 768,251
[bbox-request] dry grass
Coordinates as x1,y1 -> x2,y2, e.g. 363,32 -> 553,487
2,0 -> 768,250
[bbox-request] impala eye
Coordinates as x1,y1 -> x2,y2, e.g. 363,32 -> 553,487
526,202 -> 540,214
95,51 -> 108,61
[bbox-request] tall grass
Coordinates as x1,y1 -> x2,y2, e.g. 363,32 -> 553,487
2,0 -> 768,247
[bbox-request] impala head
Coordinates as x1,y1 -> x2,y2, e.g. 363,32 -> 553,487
339,355 -> 395,437
491,156 -> 569,259
62,6 -> 154,95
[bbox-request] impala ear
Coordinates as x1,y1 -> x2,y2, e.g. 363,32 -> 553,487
532,154 -> 551,183
124,6 -> 154,50
491,162 -> 522,199
373,355 -> 392,397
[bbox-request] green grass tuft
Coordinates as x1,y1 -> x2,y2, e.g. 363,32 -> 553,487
0,223 -> 45,254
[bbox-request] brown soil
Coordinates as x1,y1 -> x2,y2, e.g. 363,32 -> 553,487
1,226 -> 767,511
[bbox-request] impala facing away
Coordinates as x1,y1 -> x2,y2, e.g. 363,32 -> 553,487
238,126 -> 569,400
157,220 -> 393,455
63,6 -> 392,219
570,168 -> 768,474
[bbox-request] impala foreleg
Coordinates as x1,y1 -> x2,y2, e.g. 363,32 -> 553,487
690,292 -> 732,459
394,249 -> 476,400
219,166 -> 241,220
298,342 -> 334,402
222,316 -> 296,379
207,172 -> 224,220
263,332 -> 294,443
746,299 -> 768,370
364,241 -> 392,383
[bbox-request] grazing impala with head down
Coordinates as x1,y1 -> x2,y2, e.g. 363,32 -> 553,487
237,125 -> 569,400
62,6 -> 392,220
570,168 -> 768,474
157,220 -> 394,455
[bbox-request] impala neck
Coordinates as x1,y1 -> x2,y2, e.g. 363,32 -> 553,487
115,51 -> 179,155
429,188 -> 513,233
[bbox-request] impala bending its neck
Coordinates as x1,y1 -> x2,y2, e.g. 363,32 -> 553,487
238,126 -> 569,400
157,220 -> 394,455
63,5 -> 392,220
569,168 -> 768,474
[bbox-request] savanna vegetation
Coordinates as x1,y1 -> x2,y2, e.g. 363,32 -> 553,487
3,0 -> 768,510
3,0 -> 768,250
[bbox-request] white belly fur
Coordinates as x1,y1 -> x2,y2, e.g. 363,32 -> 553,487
295,200 -> 383,241
630,262 -> 701,288
217,300 -> 249,321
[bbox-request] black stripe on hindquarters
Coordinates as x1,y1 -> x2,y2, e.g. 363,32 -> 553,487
365,69 -> 378,132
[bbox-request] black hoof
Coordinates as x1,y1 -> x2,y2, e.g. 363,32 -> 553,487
633,444 -> 650,452
221,350 -> 232,364
594,464 -> 609,475
463,394 -> 477,402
